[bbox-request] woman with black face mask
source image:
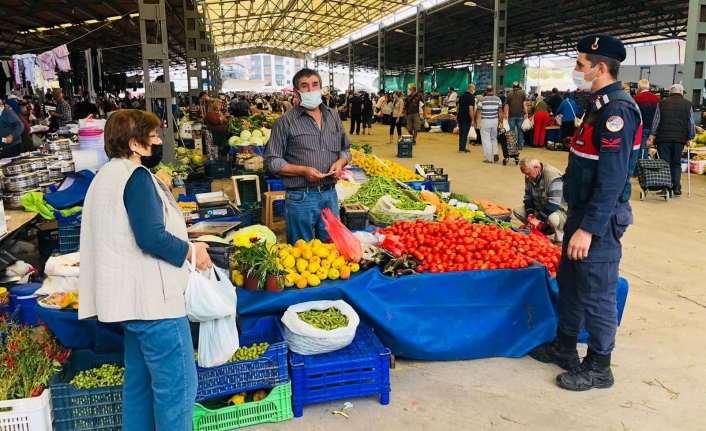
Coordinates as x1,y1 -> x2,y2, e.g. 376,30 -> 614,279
79,109 -> 212,431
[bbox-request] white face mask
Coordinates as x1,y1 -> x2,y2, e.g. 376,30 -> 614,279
298,89 -> 323,109
572,66 -> 598,92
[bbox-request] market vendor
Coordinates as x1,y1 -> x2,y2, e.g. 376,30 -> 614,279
79,109 -> 212,431
513,156 -> 567,245
203,99 -> 230,160
529,34 -> 639,392
264,68 -> 352,243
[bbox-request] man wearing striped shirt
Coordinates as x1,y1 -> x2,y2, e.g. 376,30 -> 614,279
477,86 -> 504,163
264,68 -> 352,243
513,156 -> 567,245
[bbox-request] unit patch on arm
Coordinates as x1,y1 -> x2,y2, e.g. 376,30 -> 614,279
606,116 -> 624,132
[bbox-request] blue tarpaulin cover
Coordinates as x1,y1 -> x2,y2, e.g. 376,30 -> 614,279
35,265 -> 628,359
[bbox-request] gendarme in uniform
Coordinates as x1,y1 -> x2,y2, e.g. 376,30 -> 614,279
529,34 -> 642,392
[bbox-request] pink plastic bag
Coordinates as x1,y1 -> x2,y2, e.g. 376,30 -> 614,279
321,208 -> 363,263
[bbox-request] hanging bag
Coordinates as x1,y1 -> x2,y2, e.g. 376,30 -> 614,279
568,101 -> 583,128
468,126 -> 477,141
320,207 -> 363,262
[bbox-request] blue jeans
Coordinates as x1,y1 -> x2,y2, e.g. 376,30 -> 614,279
121,317 -> 197,431
458,121 -> 471,150
639,132 -> 650,159
285,188 -> 339,243
508,117 -> 524,148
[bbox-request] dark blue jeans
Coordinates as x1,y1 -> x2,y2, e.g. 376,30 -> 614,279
458,121 -> 472,150
121,317 -> 197,431
285,188 -> 339,243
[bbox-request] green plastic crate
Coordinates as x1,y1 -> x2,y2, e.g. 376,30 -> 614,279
234,169 -> 267,200
192,383 -> 293,431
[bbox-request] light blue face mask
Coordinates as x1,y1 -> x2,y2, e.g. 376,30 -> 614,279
298,90 -> 323,109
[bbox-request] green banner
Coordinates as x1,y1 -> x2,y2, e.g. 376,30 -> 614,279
435,69 -> 469,93
472,64 -> 526,89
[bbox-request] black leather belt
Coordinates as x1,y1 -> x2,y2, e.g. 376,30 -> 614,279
287,184 -> 335,192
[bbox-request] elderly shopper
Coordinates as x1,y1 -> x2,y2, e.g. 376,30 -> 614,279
513,156 -> 567,245
79,109 -> 212,431
204,99 -> 230,160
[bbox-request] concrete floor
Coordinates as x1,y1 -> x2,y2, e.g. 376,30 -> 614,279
252,124 -> 706,431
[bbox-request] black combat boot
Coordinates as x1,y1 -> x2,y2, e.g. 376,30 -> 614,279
556,348 -> 614,391
529,330 -> 580,370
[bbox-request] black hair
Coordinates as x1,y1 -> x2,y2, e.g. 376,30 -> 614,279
292,68 -> 322,92
585,54 -> 620,80
198,91 -> 208,98
552,88 -> 558,94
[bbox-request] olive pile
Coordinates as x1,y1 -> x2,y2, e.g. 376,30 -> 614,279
298,307 -> 349,331
70,364 -> 125,389
229,342 -> 270,362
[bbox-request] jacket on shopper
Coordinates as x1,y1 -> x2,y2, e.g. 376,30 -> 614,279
79,158 -> 189,322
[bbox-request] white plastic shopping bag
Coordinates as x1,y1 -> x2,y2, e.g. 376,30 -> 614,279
502,118 -> 511,132
521,117 -> 533,131
468,126 -> 477,141
184,249 -> 240,367
281,300 -> 360,355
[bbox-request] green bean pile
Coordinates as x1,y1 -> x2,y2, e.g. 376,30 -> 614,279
298,307 -> 349,331
344,176 -> 427,210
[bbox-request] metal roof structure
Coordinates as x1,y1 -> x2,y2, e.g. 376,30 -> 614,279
0,0 -> 187,73
316,0 -> 690,73
204,0 -> 417,59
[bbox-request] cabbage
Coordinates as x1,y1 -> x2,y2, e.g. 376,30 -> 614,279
251,129 -> 263,138
228,136 -> 242,146
250,136 -> 264,146
261,128 -> 271,138
236,225 -> 276,245
240,130 -> 252,141
194,235 -> 229,244
176,147 -> 188,157
191,152 -> 205,166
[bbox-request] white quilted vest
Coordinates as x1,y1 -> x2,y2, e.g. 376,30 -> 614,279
78,158 -> 189,322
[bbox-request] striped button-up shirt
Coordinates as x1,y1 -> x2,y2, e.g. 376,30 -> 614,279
264,103 -> 352,188
478,95 -> 502,121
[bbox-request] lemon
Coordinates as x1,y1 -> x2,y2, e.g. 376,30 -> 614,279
301,248 -> 313,260
316,247 -> 329,259
228,394 -> 245,405
320,259 -> 331,269
306,274 -> 321,287
279,249 -> 290,259
348,262 -> 360,272
234,274 -> 244,286
295,239 -> 307,249
307,262 -> 320,273
316,267 -> 328,280
290,248 -> 302,258
300,271 -> 311,280
296,259 -> 308,273
309,256 -> 321,265
284,274 -> 295,287
282,255 -> 295,269
328,268 -> 340,280
332,257 -> 346,269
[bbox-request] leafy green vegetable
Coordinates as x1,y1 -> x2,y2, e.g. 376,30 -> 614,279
449,193 -> 471,203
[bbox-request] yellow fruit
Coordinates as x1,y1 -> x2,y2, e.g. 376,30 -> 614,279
234,274 -> 245,286
307,274 -> 321,287
309,256 -> 321,264
253,390 -> 267,402
299,271 -> 311,280
301,248 -> 313,260
277,263 -> 284,270
284,275 -> 295,287
295,239 -> 307,249
290,248 -> 302,258
295,277 -> 308,289
296,259 -> 308,273
326,253 -> 337,262
348,262 -> 360,272
339,266 -> 351,280
282,255 -> 295,269
316,267 -> 328,280
279,250 -> 290,259
332,257 -> 346,269
307,262 -> 320,273
228,394 -> 245,405
328,268 -> 340,280
321,260 -> 331,269
316,247 -> 329,259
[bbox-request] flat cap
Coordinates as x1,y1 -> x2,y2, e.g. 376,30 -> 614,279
576,34 -> 626,62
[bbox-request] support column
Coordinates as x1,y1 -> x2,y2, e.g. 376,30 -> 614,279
328,49 -> 334,93
683,0 -> 706,118
415,9 -> 426,92
140,0 -> 174,163
378,27 -> 386,92
184,0 -> 201,112
348,39 -> 355,93
432,66 -> 437,92
493,0 -> 508,90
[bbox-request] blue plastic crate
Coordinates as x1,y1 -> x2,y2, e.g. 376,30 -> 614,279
195,316 -> 289,402
205,160 -> 231,179
433,181 -> 450,192
404,180 -> 435,192
266,179 -> 284,192
59,221 -> 81,255
289,324 -> 391,418
51,350 -> 125,431
236,202 -> 262,227
185,179 -> 213,197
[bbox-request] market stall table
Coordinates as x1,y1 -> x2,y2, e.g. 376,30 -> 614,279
0,209 -> 39,265
35,265 -> 628,360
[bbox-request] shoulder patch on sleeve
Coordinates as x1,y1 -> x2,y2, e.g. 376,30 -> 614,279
606,116 -> 624,132
600,133 -> 622,152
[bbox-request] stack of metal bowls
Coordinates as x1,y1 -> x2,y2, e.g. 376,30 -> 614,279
45,138 -> 75,177
2,159 -> 40,209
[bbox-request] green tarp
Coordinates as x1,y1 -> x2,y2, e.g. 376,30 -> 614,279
373,68 -> 469,92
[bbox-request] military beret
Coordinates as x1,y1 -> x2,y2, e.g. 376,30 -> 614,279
576,34 -> 626,62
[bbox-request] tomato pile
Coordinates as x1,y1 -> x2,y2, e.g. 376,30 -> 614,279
375,219 -> 562,276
